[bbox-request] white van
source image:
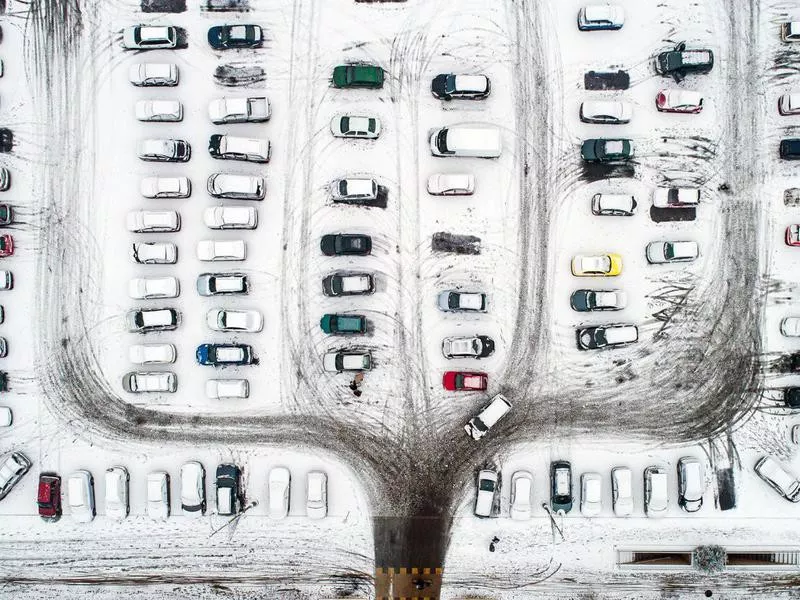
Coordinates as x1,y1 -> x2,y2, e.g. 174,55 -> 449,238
464,394 -> 512,440
429,124 -> 502,158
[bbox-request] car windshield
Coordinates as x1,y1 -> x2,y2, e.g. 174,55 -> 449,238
454,373 -> 465,387
479,479 -> 495,492
340,117 -> 350,131
338,180 -> 348,195
444,75 -> 457,94
436,129 -> 449,152
664,244 -> 676,259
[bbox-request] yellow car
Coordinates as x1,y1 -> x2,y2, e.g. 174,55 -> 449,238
571,253 -> 622,277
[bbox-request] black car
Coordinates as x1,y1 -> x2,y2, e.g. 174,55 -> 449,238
551,461 -> 573,514
576,324 -> 638,350
207,24 -> 263,50
215,463 -> 242,516
655,44 -> 714,81
785,388 -> 800,408
320,234 -> 372,256
430,73 -> 490,100
780,139 -> 800,160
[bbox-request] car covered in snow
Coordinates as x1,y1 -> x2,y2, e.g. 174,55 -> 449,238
781,317 -> 800,337
104,466 -> 129,521
645,240 -> 699,264
206,308 -> 263,332
430,73 -> 490,100
122,371 -> 177,393
181,461 -> 205,517
208,96 -> 270,123
322,351 -> 372,372
437,290 -> 487,312
580,138 -> 634,162
442,335 -> 495,359
474,469 -> 498,517
0,452 -> 31,501
652,187 -> 700,208
330,114 -> 381,139
129,63 -> 178,87
140,176 -> 191,199
216,463 -> 242,516
207,173 -> 265,200
268,467 -> 291,520
510,470 -> 533,520
196,239 -> 246,261
67,470 -> 95,522
205,379 -> 249,399
128,276 -> 180,299
551,461 -> 573,513
146,471 -> 170,520
644,466 -> 668,517
126,210 -> 181,233
196,272 -> 249,296
322,272 -> 375,296
320,313 -> 367,335
126,307 -> 180,333
655,46 -> 714,81
122,25 -> 177,50
137,138 -> 191,162
571,253 -> 622,276
196,343 -> 254,366
131,242 -> 177,264
591,193 -> 636,216
581,472 -> 602,516
128,343 -> 176,365
754,455 -> 800,501
677,457 -> 704,513
577,4 -> 624,30
203,206 -> 258,230
570,289 -> 627,311
209,134 -> 270,163
577,324 -> 638,350
611,466 -> 633,517
306,471 -> 328,519
332,64 -> 384,89
135,99 -> 183,122
320,234 -> 372,256
656,89 -> 703,113
330,178 -> 379,203
207,24 -> 262,49
442,371 -> 488,391
779,92 -> 800,116
426,173 -> 475,196
579,100 -> 631,124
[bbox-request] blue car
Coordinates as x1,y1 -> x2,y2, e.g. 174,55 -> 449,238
196,343 -> 253,366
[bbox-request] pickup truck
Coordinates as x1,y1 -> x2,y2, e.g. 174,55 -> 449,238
208,97 -> 270,124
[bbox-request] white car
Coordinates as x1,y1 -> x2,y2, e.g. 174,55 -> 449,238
652,187 -> 700,208
330,178 -> 378,202
128,276 -> 180,300
268,467 -> 291,520
0,407 -> 11,427
656,89 -> 703,113
611,467 -> 633,517
644,466 -> 668,517
581,472 -> 602,516
126,210 -> 181,233
205,379 -> 249,399
131,242 -> 177,264
207,173 -> 265,200
146,471 -> 170,520
306,471 -> 327,519
577,4 -> 624,30
208,97 -> 270,124
206,308 -> 263,332
579,100 -> 632,124
646,241 -> 699,264
129,63 -> 178,87
0,271 -> 11,291
330,114 -> 381,139
509,470 -> 533,520
779,92 -> 800,116
203,206 -> 258,230
122,371 -> 177,393
591,194 -> 636,216
196,273 -> 249,296
426,173 -> 475,196
754,455 -> 800,501
68,470 -> 95,523
180,461 -> 205,517
137,138 -> 191,162
129,343 -> 177,365
197,240 -> 246,261
781,317 -> 800,337
437,291 -> 487,312
135,100 -> 183,122
104,467 -> 129,521
441,335 -> 495,359
474,469 -> 497,517
209,135 -> 270,163
140,176 -> 191,199
122,25 -> 177,50
322,351 -> 372,372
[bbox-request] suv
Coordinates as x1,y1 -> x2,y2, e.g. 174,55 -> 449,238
216,463 -> 242,516
442,335 -> 495,359
464,394 -> 512,441
474,469 -> 498,517
320,234 -> 372,256
126,308 -> 180,333
677,457 -> 704,512
322,272 -> 375,296
431,73 -> 490,100
550,461 -> 573,513
322,351 -> 372,373
37,473 -> 61,521
207,24 -> 262,49
330,178 -> 379,204
655,45 -> 714,81
196,343 -> 254,366
576,324 -> 638,350
332,64 -> 384,89
754,455 -> 800,501
320,314 -> 367,335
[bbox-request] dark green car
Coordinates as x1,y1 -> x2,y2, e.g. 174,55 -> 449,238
320,314 -> 367,335
332,65 -> 384,89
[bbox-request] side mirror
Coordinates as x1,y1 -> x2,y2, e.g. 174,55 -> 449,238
676,41 -> 686,51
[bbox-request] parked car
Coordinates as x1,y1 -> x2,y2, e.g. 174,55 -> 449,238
429,124 -> 502,158
330,115 -> 381,139
68,470 -> 95,522
122,371 -> 177,393
431,73 -> 490,100
330,178 -> 379,203
306,471 -> 327,519
320,234 -> 372,256
0,271 -> 11,290
146,471 -> 170,520
207,173 -> 265,200
677,457 -> 704,513
129,63 -> 178,87
652,187 -> 700,208
551,461 -> 573,513
104,466 -> 129,521
581,472 -> 602,516
207,24 -> 262,49
571,253 -> 622,276
442,335 -> 495,359
122,25 -> 177,50
646,241 -> 699,264
781,138 -> 800,159
129,277 -> 180,301
510,470 -> 533,520
322,272 -> 375,296
332,64 -> 384,88
781,22 -> 800,42
437,291 -> 487,313
0,452 -> 30,501
140,176 -> 191,199
197,272 -> 249,296
778,92 -> 800,115
464,394 -> 511,441
196,344 -> 254,366
786,225 -> 800,246
137,138 -> 190,162
442,371 -> 488,391
781,317 -> 800,337
181,461 -> 206,517
570,289 -> 627,312
205,379 -> 249,399
0,339 -> 7,359
754,455 -> 800,501
655,46 -> 714,81
611,467 -> 633,517
135,100 -> 183,122
320,313 -> 367,335
0,168 -> 9,191
209,135 -> 270,163
208,97 -> 270,124
128,343 -> 176,365
268,467 -> 291,519
37,473 -> 61,521
579,101 -> 631,124
126,210 -> 180,233
131,242 -> 177,265
644,466 -> 668,517
196,239 -> 246,261
322,351 -> 372,373
577,324 -> 638,350
206,308 -> 263,333
216,464 -> 242,516
656,89 -> 703,113
426,173 -> 475,196
577,4 -> 624,30
0,204 -> 11,227
126,307 -> 180,333
591,193 -> 636,216
203,206 -> 257,230
474,469 -> 498,517
0,234 -> 12,257
581,138 -> 634,162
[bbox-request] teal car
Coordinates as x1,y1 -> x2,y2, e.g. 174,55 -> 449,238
332,64 -> 384,89
320,314 -> 367,335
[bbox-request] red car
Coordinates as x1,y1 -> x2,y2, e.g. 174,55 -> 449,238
37,473 -> 61,521
443,371 -> 488,391
786,225 -> 800,246
0,234 -> 12,258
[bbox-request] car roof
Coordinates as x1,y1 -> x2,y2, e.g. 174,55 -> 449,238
604,140 -> 624,153
584,5 -> 622,21
603,325 -> 638,344
342,178 -> 376,195
672,241 -> 698,256
457,293 -> 484,310
223,136 -> 267,154
680,49 -> 713,64
453,75 -> 489,92
599,194 -> 634,209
